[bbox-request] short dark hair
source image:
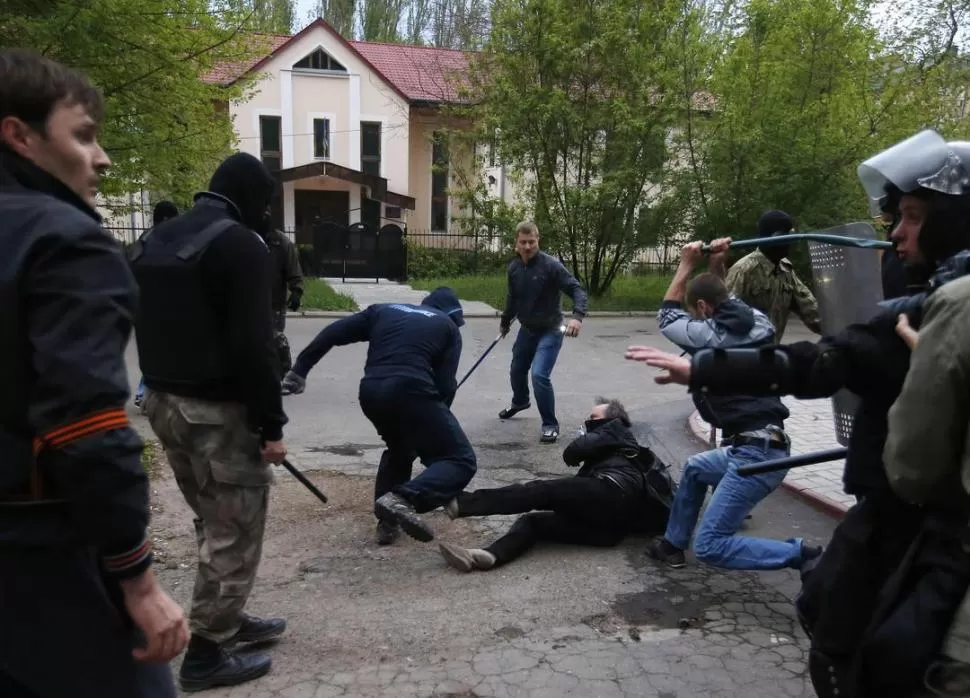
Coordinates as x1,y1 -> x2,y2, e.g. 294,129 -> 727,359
0,50 -> 104,135
595,396 -> 631,427
685,272 -> 729,308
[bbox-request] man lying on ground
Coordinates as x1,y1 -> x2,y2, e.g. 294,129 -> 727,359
438,397 -> 670,572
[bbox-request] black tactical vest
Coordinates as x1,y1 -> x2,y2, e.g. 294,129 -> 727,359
129,216 -> 237,393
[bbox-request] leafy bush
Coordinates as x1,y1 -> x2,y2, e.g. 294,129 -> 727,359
406,243 -> 510,280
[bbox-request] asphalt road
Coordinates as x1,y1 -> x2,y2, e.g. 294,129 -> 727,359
128,317 -> 835,697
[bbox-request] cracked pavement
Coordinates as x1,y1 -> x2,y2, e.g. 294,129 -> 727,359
128,317 -> 833,697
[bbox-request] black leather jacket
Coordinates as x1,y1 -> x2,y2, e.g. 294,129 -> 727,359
562,418 -> 645,495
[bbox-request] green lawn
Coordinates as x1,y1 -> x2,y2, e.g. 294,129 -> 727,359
301,279 -> 359,311
410,273 -> 672,312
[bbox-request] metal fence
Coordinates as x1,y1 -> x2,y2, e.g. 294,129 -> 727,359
103,224 -> 680,279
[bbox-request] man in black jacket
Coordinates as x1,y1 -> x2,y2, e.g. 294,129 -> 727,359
0,50 -> 187,697
131,152 -> 289,692
625,129 -> 970,698
266,228 -> 303,374
499,221 -> 589,444
282,287 -> 476,545
438,398 -> 669,571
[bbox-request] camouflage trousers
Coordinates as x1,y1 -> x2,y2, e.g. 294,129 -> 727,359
143,390 -> 273,644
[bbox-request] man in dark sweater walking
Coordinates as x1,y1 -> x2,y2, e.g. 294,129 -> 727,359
499,221 -> 588,444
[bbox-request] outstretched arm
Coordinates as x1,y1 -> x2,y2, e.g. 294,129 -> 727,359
290,307 -> 374,380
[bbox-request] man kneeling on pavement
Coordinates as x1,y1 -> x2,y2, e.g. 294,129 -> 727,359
438,397 -> 670,571
627,238 -> 822,571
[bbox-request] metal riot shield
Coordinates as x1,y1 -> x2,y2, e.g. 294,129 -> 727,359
806,222 -> 885,446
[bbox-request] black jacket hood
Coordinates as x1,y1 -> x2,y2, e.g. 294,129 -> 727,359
421,286 -> 465,327
201,152 -> 276,234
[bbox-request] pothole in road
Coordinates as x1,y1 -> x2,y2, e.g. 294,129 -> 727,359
308,443 -> 382,457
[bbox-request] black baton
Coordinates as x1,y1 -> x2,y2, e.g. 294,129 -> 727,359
736,447 -> 848,477
280,458 -> 329,504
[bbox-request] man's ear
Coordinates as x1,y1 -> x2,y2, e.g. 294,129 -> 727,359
0,116 -> 37,160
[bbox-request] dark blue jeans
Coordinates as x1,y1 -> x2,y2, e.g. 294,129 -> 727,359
510,326 -> 564,429
359,377 -> 477,513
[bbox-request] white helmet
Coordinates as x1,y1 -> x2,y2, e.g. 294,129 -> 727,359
858,130 -> 970,216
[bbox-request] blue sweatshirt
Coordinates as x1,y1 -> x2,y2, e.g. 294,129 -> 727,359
292,287 -> 465,404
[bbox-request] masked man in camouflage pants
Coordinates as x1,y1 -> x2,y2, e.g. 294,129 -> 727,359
722,210 -> 822,343
133,153 -> 289,693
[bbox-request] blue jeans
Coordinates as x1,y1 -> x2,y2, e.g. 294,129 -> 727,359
510,326 -> 564,429
664,443 -> 803,570
135,377 -> 145,401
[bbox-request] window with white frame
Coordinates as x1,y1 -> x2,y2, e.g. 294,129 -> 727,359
294,49 -> 347,73
313,118 -> 331,159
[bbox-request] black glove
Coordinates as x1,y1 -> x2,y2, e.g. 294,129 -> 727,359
287,292 -> 301,311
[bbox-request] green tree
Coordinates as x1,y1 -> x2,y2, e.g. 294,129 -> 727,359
681,0 -> 970,244
314,0 -> 357,37
3,0 -> 265,208
450,0 -> 700,295
360,0 -> 406,41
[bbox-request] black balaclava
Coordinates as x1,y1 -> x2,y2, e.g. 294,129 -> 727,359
153,200 -> 179,225
207,153 -> 276,235
756,209 -> 794,265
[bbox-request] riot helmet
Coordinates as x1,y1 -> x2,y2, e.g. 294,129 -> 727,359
858,130 -> 970,266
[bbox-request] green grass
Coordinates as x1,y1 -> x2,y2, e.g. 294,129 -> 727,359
410,273 -> 672,312
302,279 -> 360,311
142,439 -> 164,481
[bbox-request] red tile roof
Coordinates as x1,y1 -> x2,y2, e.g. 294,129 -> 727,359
202,21 -> 471,104
349,41 -> 469,103
202,33 -> 290,86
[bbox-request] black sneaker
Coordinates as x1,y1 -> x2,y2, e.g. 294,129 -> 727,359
645,537 -> 687,568
540,426 -> 559,444
799,542 -> 824,571
375,492 -> 434,542
230,613 -> 286,645
376,519 -> 400,545
179,635 -> 272,693
499,402 -> 530,419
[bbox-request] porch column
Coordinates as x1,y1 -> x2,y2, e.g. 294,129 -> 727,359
283,181 -> 295,231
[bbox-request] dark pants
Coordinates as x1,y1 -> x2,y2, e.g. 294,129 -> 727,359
0,545 -> 177,698
272,308 -> 291,374
457,476 -> 667,564
510,326 -> 564,429
359,377 -> 477,513
797,494 -> 925,697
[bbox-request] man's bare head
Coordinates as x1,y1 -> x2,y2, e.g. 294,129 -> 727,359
0,50 -> 110,207
589,397 -> 631,427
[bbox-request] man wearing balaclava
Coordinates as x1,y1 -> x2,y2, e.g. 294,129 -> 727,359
129,152 -> 289,692
723,210 -> 822,343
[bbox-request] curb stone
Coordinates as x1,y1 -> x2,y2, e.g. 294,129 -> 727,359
686,410 -> 848,520
290,310 -> 660,319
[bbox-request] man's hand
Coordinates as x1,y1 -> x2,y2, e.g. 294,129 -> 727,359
624,345 -> 692,385
708,237 -> 732,257
499,321 -> 510,338
679,241 -> 705,269
564,318 -> 582,337
896,313 -> 919,350
121,569 -> 189,663
281,371 -> 306,395
261,439 -> 287,464
287,293 -> 301,312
